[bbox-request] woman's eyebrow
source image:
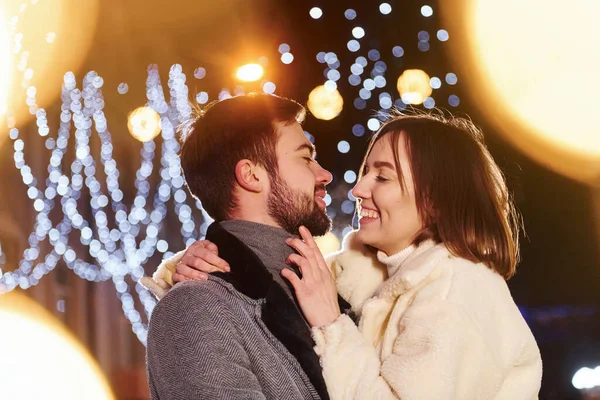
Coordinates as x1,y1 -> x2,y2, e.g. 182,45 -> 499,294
372,161 -> 395,170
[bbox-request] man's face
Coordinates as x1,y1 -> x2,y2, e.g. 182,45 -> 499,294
267,122 -> 333,236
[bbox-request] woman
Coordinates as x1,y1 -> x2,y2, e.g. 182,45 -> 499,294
142,113 -> 543,399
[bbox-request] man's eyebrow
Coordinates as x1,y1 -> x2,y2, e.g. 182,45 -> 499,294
295,143 -> 317,157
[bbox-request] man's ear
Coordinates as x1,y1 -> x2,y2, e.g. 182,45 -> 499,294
234,159 -> 265,193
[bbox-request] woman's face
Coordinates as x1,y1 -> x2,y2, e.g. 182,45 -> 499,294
351,133 -> 422,256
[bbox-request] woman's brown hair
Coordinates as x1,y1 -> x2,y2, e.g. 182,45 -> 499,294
359,112 -> 521,279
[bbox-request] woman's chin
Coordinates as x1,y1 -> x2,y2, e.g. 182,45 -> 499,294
356,229 -> 377,248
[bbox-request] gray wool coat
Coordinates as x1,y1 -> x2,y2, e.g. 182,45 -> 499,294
146,223 -> 352,399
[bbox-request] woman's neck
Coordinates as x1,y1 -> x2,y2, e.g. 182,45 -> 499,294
377,244 -> 417,277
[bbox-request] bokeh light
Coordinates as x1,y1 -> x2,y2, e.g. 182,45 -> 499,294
441,0 -> 600,182
0,6 -> 12,120
307,85 -> 343,121
421,5 -> 433,17
236,63 -> 264,82
314,232 -> 341,255
379,3 -> 392,15
5,0 -> 100,126
572,366 -> 600,390
337,140 -> 350,153
127,107 -> 162,142
396,69 -> 432,105
310,7 -> 323,19
0,292 -> 115,400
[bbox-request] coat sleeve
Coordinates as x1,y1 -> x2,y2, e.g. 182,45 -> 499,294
312,301 -> 504,400
139,250 -> 185,299
147,282 -> 267,399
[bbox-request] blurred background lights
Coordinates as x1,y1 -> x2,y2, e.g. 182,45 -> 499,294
344,170 -> 357,183
281,52 -> 294,64
193,67 -> 206,79
337,140 -> 350,153
0,6 -> 11,120
344,9 -> 357,20
437,29 -> 449,41
392,46 -> 404,57
314,232 -> 341,255
441,0 -> 600,181
117,82 -> 129,94
278,43 -> 291,54
448,94 -> 460,107
367,118 -> 381,131
421,5 -> 433,17
307,85 -> 343,121
379,3 -> 392,15
309,7 -> 323,19
127,106 -> 162,142
397,69 -> 432,105
46,32 -> 56,43
352,27 -> 365,39
347,40 -> 360,52
235,63 -> 264,82
196,91 -> 209,104
446,72 -> 458,85
0,292 -> 115,399
262,81 -> 276,94
572,366 -> 600,390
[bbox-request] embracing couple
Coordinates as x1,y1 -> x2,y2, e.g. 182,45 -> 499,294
141,93 -> 542,399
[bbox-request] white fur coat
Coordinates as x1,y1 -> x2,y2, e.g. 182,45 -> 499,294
315,232 -> 543,400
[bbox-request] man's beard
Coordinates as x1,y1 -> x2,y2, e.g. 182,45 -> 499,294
267,174 -> 331,237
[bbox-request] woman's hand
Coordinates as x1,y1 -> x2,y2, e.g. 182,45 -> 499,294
281,226 -> 341,328
172,240 -> 230,283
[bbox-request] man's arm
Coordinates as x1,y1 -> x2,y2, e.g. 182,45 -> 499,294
147,281 -> 266,399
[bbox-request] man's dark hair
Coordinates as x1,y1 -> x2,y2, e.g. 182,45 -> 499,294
180,93 -> 306,221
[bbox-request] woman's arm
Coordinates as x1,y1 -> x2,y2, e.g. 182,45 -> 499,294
140,240 -> 230,299
312,300 -> 504,400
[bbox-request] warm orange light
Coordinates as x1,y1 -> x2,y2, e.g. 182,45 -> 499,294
127,106 -> 162,142
0,291 -> 115,399
307,85 -> 344,121
236,64 -> 264,82
396,69 -> 432,105
0,6 -> 10,120
440,0 -> 600,182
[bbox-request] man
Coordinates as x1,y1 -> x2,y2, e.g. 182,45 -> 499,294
145,93 -> 350,399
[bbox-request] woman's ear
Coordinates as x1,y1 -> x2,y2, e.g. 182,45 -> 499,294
234,159 -> 264,193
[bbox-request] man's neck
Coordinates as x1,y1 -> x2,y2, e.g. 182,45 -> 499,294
218,219 -> 298,301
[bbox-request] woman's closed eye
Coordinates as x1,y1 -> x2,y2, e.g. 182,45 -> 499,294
375,175 -> 388,182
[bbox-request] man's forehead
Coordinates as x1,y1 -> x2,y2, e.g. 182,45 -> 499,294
277,123 -> 314,149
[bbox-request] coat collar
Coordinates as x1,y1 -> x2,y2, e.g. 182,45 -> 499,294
377,240 -> 451,301
205,222 -> 337,400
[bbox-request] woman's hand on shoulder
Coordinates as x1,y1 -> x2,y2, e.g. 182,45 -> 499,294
172,240 -> 230,283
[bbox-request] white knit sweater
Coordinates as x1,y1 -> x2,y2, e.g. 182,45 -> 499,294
316,232 -> 543,400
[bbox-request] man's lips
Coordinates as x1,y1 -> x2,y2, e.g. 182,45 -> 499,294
315,191 -> 327,208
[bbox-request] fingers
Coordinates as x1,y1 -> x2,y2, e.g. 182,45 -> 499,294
286,237 -> 313,260
280,267 -> 302,290
202,240 -> 219,255
286,253 -> 316,281
175,262 -> 209,281
289,226 -> 328,271
299,226 -> 318,249
172,271 -> 192,284
186,247 -> 230,272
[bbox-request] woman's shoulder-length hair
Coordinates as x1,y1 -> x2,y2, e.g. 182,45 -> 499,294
360,111 -> 521,279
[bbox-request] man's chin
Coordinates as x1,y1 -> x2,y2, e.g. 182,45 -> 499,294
302,212 -> 331,237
